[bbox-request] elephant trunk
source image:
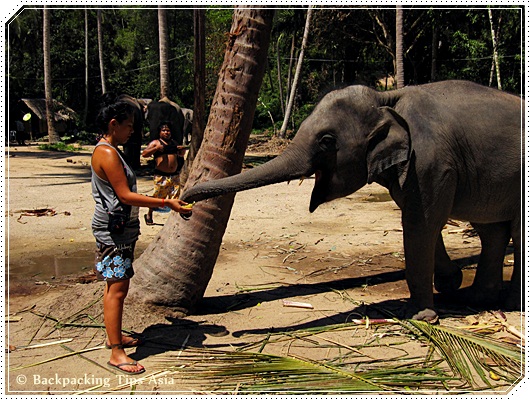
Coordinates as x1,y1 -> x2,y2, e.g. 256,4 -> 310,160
181,147 -> 313,203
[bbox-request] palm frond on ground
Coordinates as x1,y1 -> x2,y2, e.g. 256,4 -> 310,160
151,318 -> 523,394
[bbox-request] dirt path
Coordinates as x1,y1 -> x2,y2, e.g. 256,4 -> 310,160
4,143 -> 524,395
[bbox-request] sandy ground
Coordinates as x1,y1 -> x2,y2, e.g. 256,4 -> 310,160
3,142 -> 525,395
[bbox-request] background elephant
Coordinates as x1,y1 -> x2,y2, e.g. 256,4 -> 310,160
146,96 -> 185,145
116,94 -> 145,170
181,107 -> 194,145
182,80 -> 522,322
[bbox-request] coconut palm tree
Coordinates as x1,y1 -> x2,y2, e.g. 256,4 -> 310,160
395,5 -> 404,89
43,5 -> 59,144
488,7 -> 502,90
129,7 -> 275,312
97,9 -> 106,94
158,6 -> 169,98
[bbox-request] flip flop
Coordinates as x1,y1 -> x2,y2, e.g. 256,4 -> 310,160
105,336 -> 145,349
107,361 -> 145,375
144,214 -> 154,225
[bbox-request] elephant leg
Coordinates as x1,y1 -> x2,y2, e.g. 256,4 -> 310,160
505,217 -> 522,311
433,232 -> 463,293
467,221 -> 511,307
123,141 -> 141,170
402,227 -> 439,322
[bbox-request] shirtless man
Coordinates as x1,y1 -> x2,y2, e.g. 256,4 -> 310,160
141,121 -> 187,225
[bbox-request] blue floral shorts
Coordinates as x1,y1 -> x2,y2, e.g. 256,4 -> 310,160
94,242 -> 135,281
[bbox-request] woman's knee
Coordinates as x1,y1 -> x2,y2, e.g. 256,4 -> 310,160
106,280 -> 130,302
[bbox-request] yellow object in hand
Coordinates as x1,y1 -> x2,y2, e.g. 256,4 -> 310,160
182,202 -> 195,210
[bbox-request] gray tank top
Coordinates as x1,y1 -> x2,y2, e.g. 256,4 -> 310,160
91,142 -> 140,245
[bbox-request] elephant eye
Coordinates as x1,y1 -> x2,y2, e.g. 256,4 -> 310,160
318,133 -> 337,151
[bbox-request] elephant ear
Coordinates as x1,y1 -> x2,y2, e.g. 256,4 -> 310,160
366,106 -> 411,188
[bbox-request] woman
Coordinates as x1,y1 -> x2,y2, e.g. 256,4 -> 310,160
91,99 -> 191,375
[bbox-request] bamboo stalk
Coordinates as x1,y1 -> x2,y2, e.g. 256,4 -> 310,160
15,338 -> 73,350
64,295 -> 103,323
61,344 -> 111,373
27,309 -> 49,345
9,345 -> 105,371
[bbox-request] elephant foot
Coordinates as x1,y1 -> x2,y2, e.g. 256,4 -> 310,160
402,304 -> 439,323
411,308 -> 439,324
502,289 -> 522,312
434,268 -> 463,293
450,286 -> 501,309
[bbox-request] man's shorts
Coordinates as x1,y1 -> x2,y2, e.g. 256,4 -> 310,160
94,242 -> 136,281
153,174 -> 180,200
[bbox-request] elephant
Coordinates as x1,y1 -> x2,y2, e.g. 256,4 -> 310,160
146,97 -> 189,145
181,80 -> 523,322
181,107 -> 194,145
116,94 -> 146,170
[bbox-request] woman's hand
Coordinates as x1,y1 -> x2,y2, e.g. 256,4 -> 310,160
166,198 -> 193,215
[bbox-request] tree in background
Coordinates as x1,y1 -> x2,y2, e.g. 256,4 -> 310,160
129,7 -> 275,312
488,7 -> 502,90
43,6 -> 58,143
279,6 -> 313,138
158,6 -> 169,98
395,5 -> 404,88
83,10 -> 89,125
179,8 -> 206,188
97,10 -> 106,94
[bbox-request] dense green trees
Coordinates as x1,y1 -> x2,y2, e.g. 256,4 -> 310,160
7,6 -> 522,138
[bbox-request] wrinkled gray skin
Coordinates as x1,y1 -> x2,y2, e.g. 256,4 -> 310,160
118,94 -> 146,170
146,97 -> 185,144
181,108 -> 194,145
181,80 -> 522,322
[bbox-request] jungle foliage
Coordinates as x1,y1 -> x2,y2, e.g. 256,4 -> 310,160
7,5 -> 523,138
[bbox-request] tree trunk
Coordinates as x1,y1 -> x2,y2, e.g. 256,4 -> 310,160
279,5 -> 312,139
285,35 -> 295,112
488,7 -> 502,90
83,10 -> 89,125
129,7 -> 274,313
43,6 -> 58,144
179,9 -> 206,188
431,23 -> 438,82
395,5 -> 404,89
158,6 -> 170,98
97,10 -> 106,94
276,36 -> 285,116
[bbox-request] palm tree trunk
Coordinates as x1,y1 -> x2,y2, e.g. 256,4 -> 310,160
83,10 -> 89,125
276,37 -> 285,116
97,10 -> 106,94
395,5 -> 404,89
431,23 -> 438,82
286,36 -> 295,110
43,6 -> 58,144
488,7 -> 502,90
279,5 -> 313,139
158,6 -> 169,98
130,7 -> 275,313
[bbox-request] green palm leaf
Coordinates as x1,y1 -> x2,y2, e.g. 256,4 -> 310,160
403,320 -> 524,389
151,318 -> 523,394
156,348 -> 455,394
